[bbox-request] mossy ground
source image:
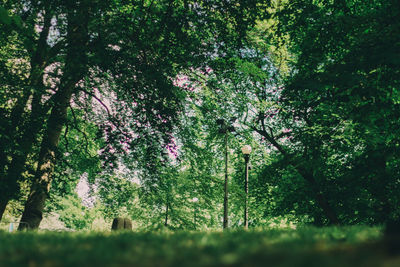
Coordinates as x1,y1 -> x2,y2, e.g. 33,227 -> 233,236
0,226 -> 398,267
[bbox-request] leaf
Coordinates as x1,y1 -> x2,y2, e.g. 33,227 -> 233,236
0,6 -> 12,25
13,15 -> 23,29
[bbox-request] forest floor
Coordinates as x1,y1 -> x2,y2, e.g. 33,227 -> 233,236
0,226 -> 399,267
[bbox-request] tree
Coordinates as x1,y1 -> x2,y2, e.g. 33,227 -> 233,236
275,0 -> 400,224
0,0 -> 65,219
0,0 -> 268,229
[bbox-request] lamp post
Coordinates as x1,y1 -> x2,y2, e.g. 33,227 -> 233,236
216,118 -> 235,229
241,145 -> 252,229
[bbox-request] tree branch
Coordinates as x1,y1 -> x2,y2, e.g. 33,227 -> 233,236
63,118 -> 70,152
47,40 -> 66,64
78,88 -> 132,140
69,103 -> 90,154
251,118 -> 289,157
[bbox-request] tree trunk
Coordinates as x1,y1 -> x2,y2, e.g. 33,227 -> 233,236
0,95 -> 29,220
367,150 -> 392,223
18,83 -> 77,230
297,166 -> 340,225
0,9 -> 54,221
0,96 -> 45,219
18,1 -> 89,230
313,190 -> 340,225
0,199 -> 8,220
0,111 -> 43,221
164,203 -> 169,227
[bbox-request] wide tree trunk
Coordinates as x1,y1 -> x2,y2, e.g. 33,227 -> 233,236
0,94 -> 46,221
367,149 -> 392,223
0,10 -> 53,221
0,100 -> 26,217
0,200 -> 7,221
18,83 -> 76,230
296,166 -> 340,225
0,95 -> 31,220
18,1 -> 89,230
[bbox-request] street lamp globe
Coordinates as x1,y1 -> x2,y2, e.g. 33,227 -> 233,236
241,145 -> 252,155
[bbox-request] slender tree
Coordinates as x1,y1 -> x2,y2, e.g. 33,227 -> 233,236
19,0 -> 91,229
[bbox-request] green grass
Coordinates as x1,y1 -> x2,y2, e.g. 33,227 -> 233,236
0,226 -> 398,267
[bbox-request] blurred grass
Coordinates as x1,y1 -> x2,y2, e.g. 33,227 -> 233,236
0,226 -> 398,267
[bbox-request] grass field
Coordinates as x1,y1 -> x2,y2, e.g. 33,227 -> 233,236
0,226 -> 398,267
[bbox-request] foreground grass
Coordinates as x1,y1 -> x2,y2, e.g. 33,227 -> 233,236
0,226 -> 398,267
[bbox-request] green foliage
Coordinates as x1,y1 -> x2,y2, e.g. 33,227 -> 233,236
0,0 -> 268,228
47,194 -> 93,231
1,0 -> 399,231
177,0 -> 400,227
272,0 -> 400,224
0,5 -> 23,29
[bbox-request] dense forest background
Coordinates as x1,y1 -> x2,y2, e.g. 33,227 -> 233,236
0,0 -> 399,231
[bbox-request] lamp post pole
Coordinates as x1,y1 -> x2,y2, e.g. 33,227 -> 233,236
217,118 -> 235,229
241,145 -> 252,229
244,153 -> 249,229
